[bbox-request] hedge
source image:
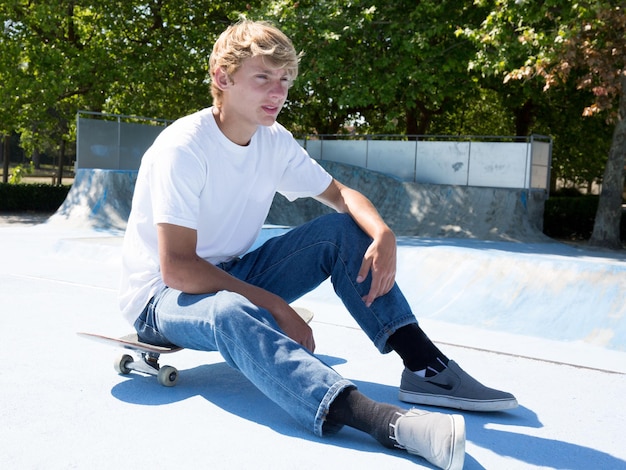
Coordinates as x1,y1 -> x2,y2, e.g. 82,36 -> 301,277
543,195 -> 626,241
0,183 -> 70,212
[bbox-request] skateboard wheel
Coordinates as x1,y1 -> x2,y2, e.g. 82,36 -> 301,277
157,365 -> 178,387
114,354 -> 133,375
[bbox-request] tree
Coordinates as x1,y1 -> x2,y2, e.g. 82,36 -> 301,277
0,7 -> 24,183
1,0 -> 618,208
0,0 -> 254,183
250,0 -> 487,135
98,0 -> 242,119
559,4 -> 626,248
460,0 -> 626,248
0,1 -> 115,183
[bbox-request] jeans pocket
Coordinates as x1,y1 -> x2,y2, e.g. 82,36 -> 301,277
133,296 -> 177,347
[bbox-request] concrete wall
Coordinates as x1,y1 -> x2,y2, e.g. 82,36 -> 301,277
267,161 -> 548,242
53,163 -> 548,242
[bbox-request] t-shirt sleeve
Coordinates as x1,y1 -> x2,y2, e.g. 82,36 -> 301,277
277,141 -> 332,202
149,146 -> 206,230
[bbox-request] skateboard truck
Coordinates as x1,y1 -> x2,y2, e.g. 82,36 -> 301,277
114,351 -> 179,387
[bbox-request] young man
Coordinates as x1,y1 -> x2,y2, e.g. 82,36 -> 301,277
120,20 -> 516,470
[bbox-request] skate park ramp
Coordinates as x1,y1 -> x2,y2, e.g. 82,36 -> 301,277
47,169 -> 137,231
5,160 -> 626,469
2,210 -> 626,470
268,161 -> 549,242
48,162 -> 549,242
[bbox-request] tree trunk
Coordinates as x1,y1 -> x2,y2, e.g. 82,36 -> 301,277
405,107 -> 420,136
589,73 -> 626,249
2,135 -> 9,184
514,99 -> 534,136
32,148 -> 41,170
56,139 -> 65,186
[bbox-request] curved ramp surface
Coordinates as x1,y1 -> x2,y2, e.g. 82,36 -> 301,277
47,169 -> 137,231
49,163 -> 548,242
267,161 -> 549,242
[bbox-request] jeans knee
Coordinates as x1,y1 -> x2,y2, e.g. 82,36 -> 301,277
323,212 -> 355,229
212,291 -> 277,329
319,213 -> 371,246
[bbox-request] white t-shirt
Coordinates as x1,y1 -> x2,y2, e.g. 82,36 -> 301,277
119,107 -> 332,323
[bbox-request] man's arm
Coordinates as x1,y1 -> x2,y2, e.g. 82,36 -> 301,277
157,223 -> 315,351
315,178 -> 397,307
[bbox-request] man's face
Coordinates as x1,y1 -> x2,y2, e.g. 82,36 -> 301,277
224,55 -> 292,128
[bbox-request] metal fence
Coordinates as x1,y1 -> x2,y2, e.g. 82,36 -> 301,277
76,111 -> 172,170
298,134 -> 552,191
76,111 -> 551,192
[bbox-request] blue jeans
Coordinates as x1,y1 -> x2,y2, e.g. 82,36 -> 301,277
134,213 -> 416,436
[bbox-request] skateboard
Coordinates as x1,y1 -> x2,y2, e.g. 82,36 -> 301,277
78,306 -> 315,387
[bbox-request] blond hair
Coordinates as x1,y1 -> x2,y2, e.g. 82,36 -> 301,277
209,20 -> 300,107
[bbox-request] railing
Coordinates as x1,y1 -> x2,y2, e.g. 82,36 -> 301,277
76,111 -> 172,170
76,111 -> 551,192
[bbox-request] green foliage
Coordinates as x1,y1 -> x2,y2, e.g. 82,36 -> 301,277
250,0 -> 488,134
0,182 -> 70,211
460,0 -> 626,247
99,0 -> 242,119
8,161 -> 34,184
0,0 -> 619,202
429,87 -> 515,136
0,0 -> 253,154
1,1 -> 92,148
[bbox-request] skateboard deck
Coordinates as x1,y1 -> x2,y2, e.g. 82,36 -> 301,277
78,306 -> 314,387
77,332 -> 182,354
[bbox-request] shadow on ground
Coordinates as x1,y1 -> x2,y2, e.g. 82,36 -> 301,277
110,358 -> 625,470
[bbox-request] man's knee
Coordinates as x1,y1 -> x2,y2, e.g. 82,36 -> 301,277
212,291 -> 277,327
318,213 -> 371,245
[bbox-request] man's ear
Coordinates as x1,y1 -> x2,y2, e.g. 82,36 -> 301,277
214,67 -> 231,90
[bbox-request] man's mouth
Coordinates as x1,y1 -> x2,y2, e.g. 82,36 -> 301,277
262,105 -> 280,114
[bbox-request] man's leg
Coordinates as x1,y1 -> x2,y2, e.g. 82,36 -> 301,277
144,286 -> 353,436
138,285 -> 466,469
138,284 -> 466,470
327,387 -> 466,470
233,213 -> 517,412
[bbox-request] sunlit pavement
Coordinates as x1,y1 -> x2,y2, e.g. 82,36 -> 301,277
2,218 -> 625,469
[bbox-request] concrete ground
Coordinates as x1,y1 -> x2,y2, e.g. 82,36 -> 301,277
1,215 -> 626,470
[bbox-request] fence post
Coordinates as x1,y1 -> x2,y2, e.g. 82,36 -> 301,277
466,140 -> 472,186
413,138 -> 418,183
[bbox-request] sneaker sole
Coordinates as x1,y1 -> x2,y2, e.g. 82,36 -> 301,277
448,415 -> 466,470
399,390 -> 519,412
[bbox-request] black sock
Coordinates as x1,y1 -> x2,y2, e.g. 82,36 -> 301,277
387,323 -> 449,376
326,387 -> 404,449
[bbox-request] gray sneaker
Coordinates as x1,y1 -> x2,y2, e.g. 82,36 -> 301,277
390,409 -> 465,470
399,360 -> 518,411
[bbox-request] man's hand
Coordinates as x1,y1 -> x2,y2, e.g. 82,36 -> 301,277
357,230 -> 397,307
315,179 -> 398,309
157,223 -> 316,352
271,302 -> 316,352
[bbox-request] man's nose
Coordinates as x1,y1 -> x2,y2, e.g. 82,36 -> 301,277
269,79 -> 288,98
